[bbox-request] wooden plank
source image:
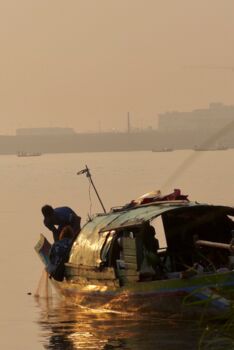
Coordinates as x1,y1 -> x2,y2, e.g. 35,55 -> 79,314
71,271 -> 115,280
67,275 -> 118,287
196,239 -> 234,252
34,234 -> 52,267
118,238 -> 139,284
121,275 -> 139,283
122,238 -> 136,250
67,276 -> 88,284
125,269 -> 138,277
66,263 -> 99,270
65,265 -> 116,280
123,247 -> 137,256
122,255 -> 137,264
125,262 -> 137,270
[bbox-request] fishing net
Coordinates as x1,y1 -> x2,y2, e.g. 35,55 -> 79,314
34,269 -> 53,299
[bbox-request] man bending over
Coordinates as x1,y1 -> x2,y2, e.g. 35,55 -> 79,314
41,204 -> 81,242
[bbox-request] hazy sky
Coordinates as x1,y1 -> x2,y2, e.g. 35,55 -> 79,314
0,0 -> 234,134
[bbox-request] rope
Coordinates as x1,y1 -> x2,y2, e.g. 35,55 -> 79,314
88,178 -> 92,217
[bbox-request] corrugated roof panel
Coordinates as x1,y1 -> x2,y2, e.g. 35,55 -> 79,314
100,203 -> 195,232
69,202 -> 196,266
69,212 -> 120,266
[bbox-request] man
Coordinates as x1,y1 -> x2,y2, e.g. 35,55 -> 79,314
47,225 -> 74,281
41,204 -> 81,242
143,221 -> 159,253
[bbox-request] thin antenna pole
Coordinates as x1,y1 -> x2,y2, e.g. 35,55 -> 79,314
127,112 -> 131,133
77,165 -> 107,214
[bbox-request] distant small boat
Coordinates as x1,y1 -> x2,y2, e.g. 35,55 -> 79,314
194,145 -> 228,152
216,146 -> 228,151
193,146 -> 208,152
152,148 -> 173,152
17,151 -> 42,157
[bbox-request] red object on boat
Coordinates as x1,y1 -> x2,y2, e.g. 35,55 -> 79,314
126,189 -> 189,207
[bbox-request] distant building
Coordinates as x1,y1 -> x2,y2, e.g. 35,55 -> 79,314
158,103 -> 234,132
16,127 -> 76,136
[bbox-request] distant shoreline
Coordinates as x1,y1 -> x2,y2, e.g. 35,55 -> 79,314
0,130 -> 234,155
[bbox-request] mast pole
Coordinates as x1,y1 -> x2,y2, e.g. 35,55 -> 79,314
77,165 -> 107,214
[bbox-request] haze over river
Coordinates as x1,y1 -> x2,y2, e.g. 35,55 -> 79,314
1,150 -> 234,349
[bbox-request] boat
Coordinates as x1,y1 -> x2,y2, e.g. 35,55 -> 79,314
193,145 -> 228,152
152,147 -> 173,152
17,151 -> 42,157
35,170 -> 234,317
215,145 -> 228,151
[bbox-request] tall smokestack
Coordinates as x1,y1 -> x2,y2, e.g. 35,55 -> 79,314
127,112 -> 131,133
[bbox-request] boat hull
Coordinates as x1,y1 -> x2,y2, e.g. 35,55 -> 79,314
51,270 -> 234,317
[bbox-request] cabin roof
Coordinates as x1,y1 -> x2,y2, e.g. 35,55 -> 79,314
99,200 -> 198,232
69,201 -> 214,267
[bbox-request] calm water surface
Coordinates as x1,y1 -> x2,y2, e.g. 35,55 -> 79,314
1,150 -> 234,349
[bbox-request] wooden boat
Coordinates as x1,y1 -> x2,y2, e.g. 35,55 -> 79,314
35,186 -> 234,317
152,147 -> 173,152
17,151 -> 42,157
193,145 -> 228,152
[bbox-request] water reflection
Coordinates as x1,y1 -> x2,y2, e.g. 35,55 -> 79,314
35,297 -> 203,350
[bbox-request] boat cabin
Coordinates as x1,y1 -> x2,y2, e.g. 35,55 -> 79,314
66,201 -> 234,285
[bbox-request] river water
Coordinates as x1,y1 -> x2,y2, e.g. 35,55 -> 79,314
1,150 -> 234,349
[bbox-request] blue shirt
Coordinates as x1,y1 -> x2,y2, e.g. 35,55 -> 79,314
44,206 -> 80,241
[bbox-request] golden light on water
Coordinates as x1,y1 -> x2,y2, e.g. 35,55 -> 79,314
84,285 -> 108,292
